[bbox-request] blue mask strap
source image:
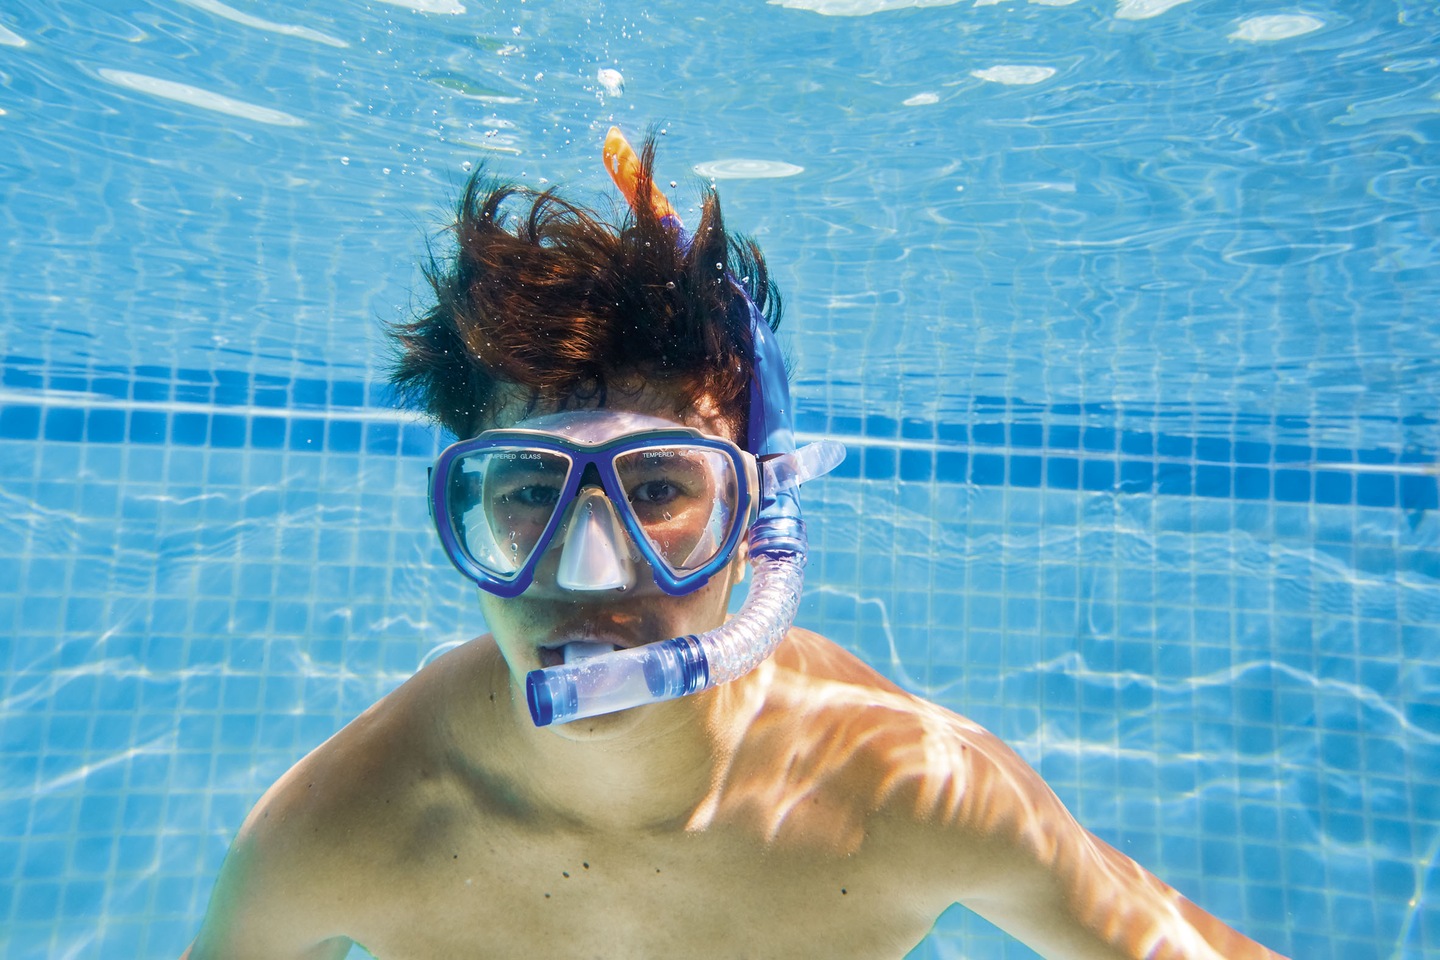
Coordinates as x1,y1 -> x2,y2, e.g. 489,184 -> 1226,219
741,296 -> 805,557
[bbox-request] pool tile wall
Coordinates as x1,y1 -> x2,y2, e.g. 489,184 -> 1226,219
1,366 -> 1437,960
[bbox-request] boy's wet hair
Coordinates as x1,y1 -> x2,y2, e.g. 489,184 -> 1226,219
387,135 -> 782,440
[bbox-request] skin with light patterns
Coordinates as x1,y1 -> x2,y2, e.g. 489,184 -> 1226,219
184,387 -> 1289,960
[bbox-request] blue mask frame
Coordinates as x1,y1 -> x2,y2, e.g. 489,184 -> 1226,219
429,426 -> 757,598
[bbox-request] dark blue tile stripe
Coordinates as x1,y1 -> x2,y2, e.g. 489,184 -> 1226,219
0,402 -> 444,460
2,358 -> 1436,510
2,354 -> 400,413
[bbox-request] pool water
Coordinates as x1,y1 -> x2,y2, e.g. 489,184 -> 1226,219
1,0 -> 1437,957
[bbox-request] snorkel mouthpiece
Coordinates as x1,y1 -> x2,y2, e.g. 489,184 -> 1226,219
528,635 -> 709,727
523,127 -> 845,727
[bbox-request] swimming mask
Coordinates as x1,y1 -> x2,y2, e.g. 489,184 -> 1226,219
429,410 -> 757,598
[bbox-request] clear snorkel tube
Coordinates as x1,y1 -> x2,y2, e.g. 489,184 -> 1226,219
525,437 -> 844,727
524,128 -> 845,727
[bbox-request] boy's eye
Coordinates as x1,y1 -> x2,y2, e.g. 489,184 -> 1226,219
630,480 -> 681,505
508,484 -> 561,508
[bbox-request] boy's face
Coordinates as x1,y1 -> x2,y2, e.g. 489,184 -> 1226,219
475,384 -> 747,735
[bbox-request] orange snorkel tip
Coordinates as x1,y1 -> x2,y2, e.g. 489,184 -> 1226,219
603,126 -> 678,223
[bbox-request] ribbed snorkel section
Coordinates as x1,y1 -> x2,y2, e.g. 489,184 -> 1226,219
693,550 -> 805,686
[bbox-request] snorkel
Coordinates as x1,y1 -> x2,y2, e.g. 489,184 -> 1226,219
523,128 -> 844,727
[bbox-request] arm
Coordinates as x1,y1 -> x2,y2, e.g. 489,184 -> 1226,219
182,791 -> 353,960
922,725 -> 1288,959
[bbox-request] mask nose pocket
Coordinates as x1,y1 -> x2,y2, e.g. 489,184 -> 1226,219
555,487 -> 638,591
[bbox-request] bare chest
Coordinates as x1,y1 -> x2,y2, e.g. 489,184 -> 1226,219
344,820 -> 936,960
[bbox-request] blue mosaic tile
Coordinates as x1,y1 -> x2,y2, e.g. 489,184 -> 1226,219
1157,462 -> 1192,496
1120,431 -> 1154,456
1157,434 -> 1193,458
292,378 -> 328,407
1082,426 -> 1116,452
364,422 -> 399,456
1048,424 -> 1079,449
327,420 -> 362,454
1401,475 -> 1439,510
1010,422 -> 1042,447
251,417 -> 286,449
1010,455 -> 1042,487
214,371 -> 249,407
1315,471 -> 1353,505
289,419 -> 325,450
970,422 -> 1004,447
900,417 -> 934,440
900,448 -> 934,482
333,380 -> 366,408
1195,464 -> 1231,498
1356,473 -> 1397,508
1047,457 -> 1079,489
171,413 -> 208,446
936,450 -> 967,482
1120,460 -> 1153,493
1082,459 -> 1115,491
936,421 -> 967,444
1234,466 -> 1269,500
1232,441 -> 1269,464
971,452 -> 1005,486
1195,437 -> 1231,463
0,405 -> 41,439
210,415 -> 247,449
43,407 -> 85,442
2,362 -> 43,391
864,414 -> 898,438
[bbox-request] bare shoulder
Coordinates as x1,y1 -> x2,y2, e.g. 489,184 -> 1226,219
251,637 -> 497,869
756,629 -> 1105,878
713,628 -> 1024,860
761,631 -> 1289,960
766,630 -> 1036,817
187,639 -> 493,958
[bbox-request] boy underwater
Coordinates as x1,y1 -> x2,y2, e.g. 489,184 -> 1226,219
184,130 -> 1289,960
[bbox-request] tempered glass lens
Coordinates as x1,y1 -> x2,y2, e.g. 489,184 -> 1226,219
614,445 -> 740,574
447,448 -> 572,578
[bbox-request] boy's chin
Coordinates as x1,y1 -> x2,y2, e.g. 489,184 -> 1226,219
539,703 -> 655,742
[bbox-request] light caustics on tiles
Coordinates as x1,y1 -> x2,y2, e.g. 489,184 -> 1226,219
971,65 -> 1057,85
173,0 -> 349,48
97,69 -> 305,127
768,0 -> 1193,18
1229,14 -> 1325,43
692,159 -> 805,180
374,0 -> 466,13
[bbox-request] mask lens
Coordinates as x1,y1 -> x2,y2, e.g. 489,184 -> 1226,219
447,447 -> 573,580
614,445 -> 740,576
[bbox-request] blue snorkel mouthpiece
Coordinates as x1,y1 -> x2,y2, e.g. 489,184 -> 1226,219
523,128 -> 845,727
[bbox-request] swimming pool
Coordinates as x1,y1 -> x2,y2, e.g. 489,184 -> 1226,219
1,0 -> 1436,957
